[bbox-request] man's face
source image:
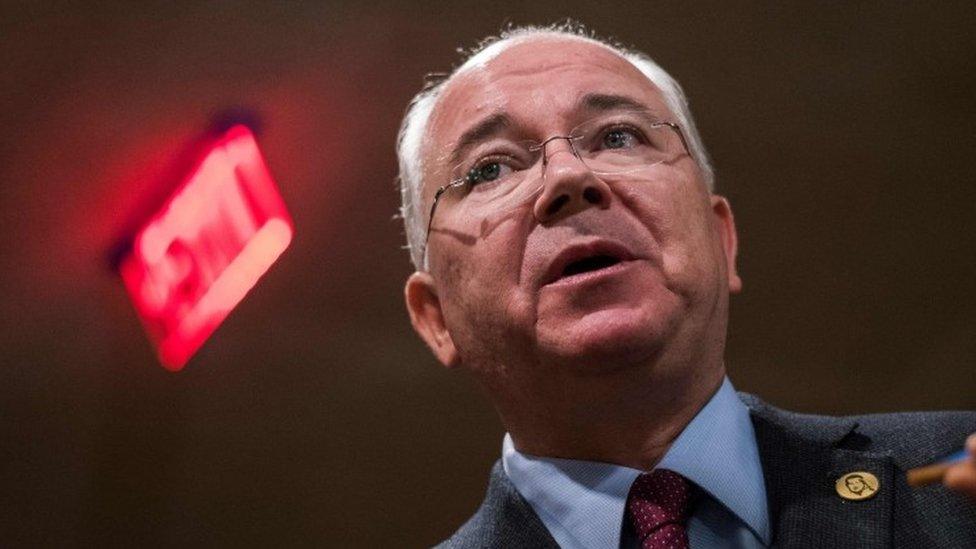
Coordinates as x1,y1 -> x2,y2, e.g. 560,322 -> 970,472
409,37 -> 740,390
846,477 -> 866,493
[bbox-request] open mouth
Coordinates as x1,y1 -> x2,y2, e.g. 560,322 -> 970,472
543,241 -> 636,286
561,254 -> 622,278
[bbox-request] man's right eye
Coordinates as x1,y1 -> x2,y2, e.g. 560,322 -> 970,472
465,160 -> 512,186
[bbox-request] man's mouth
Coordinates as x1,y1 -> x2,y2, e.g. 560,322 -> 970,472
543,240 -> 636,286
561,254 -> 622,277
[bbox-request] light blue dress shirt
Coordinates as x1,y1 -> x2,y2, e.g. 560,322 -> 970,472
501,377 -> 770,548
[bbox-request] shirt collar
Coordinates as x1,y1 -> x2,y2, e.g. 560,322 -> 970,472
502,376 -> 770,548
659,377 -> 770,544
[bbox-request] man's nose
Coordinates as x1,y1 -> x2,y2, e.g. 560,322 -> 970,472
532,141 -> 612,224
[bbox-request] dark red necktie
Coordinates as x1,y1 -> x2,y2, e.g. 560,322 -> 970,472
626,469 -> 692,549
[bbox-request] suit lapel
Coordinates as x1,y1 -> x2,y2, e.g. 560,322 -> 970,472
742,395 -> 894,548
477,461 -> 560,548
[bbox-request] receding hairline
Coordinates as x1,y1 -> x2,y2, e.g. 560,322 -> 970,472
429,32 -> 653,131
454,31 -> 634,80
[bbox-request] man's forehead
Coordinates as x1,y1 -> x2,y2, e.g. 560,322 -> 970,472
439,38 -> 654,118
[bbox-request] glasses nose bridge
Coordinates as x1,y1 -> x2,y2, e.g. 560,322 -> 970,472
531,133 -> 585,175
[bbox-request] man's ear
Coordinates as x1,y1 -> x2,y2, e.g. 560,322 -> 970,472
710,195 -> 743,294
404,271 -> 460,368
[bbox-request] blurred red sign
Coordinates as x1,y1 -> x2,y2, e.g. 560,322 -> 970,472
120,125 -> 293,370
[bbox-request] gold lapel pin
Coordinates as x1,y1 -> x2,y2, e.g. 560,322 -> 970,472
836,471 -> 880,501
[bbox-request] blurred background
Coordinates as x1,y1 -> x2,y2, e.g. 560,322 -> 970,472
1,1 -> 974,546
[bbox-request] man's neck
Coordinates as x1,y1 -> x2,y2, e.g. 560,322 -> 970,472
498,366 -> 725,471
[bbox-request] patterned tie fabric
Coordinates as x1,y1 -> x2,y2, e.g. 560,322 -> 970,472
626,469 -> 693,549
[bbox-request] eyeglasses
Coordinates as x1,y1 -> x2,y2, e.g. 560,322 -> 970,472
421,113 -> 690,262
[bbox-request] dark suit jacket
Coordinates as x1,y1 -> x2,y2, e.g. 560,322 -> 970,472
436,394 -> 976,548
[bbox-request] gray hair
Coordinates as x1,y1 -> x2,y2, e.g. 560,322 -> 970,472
396,23 -> 715,271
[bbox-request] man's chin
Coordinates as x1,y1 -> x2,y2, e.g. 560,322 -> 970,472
535,307 -> 670,371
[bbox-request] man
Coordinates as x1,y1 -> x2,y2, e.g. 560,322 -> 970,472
395,24 -> 976,548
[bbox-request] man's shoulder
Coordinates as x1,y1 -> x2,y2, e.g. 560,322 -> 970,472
739,393 -> 976,547
738,392 -> 976,467
435,461 -> 558,549
848,408 -> 976,464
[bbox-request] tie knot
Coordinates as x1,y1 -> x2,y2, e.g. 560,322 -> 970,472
626,469 -> 692,548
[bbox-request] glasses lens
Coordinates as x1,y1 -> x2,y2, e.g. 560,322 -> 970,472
572,117 -> 685,175
445,139 -> 538,211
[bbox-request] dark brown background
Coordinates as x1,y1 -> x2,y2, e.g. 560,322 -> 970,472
1,1 -> 973,546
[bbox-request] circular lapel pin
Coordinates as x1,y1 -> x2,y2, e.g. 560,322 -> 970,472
836,471 -> 880,501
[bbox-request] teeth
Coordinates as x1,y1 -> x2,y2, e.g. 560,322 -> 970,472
562,255 -> 620,277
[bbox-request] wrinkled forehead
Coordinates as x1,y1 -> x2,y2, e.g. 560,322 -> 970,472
423,37 -> 671,178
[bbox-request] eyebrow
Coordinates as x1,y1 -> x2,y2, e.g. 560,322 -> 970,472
448,113 -> 512,167
580,93 -> 660,117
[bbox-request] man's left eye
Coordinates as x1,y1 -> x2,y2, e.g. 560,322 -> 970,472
601,128 -> 640,149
